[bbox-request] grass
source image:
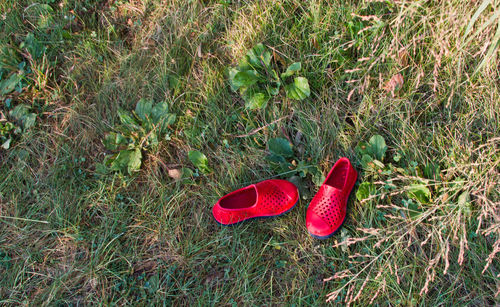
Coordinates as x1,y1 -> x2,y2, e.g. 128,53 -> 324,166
0,0 -> 499,305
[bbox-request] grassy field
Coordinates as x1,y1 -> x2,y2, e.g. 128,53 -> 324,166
0,0 -> 499,305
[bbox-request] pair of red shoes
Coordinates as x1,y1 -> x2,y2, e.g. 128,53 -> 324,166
212,157 -> 357,239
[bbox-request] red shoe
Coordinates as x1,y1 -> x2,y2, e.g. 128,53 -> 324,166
306,157 -> 357,239
212,179 -> 299,225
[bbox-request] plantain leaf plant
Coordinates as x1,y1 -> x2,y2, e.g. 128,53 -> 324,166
1,102 -> 37,150
102,99 -> 176,175
229,43 -> 310,110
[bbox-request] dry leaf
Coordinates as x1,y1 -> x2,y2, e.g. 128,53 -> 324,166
311,36 -> 319,49
197,44 -> 202,58
347,88 -> 356,101
273,50 -> 286,67
398,49 -> 409,66
383,73 -> 403,96
168,168 -> 182,180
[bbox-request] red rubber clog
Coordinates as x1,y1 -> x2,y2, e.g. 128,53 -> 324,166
212,179 -> 299,225
306,157 -> 357,239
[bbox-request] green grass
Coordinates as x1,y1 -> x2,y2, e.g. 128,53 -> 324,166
1,0 -> 499,305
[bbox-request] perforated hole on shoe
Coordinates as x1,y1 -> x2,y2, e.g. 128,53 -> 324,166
261,185 -> 287,212
312,192 -> 345,228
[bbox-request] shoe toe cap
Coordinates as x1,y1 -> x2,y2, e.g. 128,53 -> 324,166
273,179 -> 299,201
306,211 -> 332,238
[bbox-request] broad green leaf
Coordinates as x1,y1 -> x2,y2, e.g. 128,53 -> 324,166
355,141 -> 370,156
297,160 -> 308,178
117,109 -> 139,128
110,150 -> 131,173
360,154 -> 373,169
310,166 -> 326,187
151,101 -> 169,124
232,70 -> 261,88
237,56 -> 252,71
228,68 -> 240,91
167,74 -> 179,90
268,137 -> 293,158
163,114 -> 176,125
285,77 -> 310,100
243,89 -> 269,110
0,73 -> 22,95
103,132 -> 127,151
356,136 -> 388,161
266,153 -> 287,164
276,161 -> 294,174
95,162 -> 109,175
150,101 -> 176,132
135,99 -> 153,122
356,182 -> 376,201
103,134 -> 117,151
245,43 -> 271,69
22,113 -> 36,130
281,62 -> 302,78
127,148 -> 142,174
159,114 -> 176,133
368,135 -> 387,161
403,198 -> 422,219
109,148 -> 142,174
9,104 -> 30,120
188,150 -> 210,174
407,184 -> 431,204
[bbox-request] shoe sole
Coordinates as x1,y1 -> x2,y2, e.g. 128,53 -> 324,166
215,197 -> 299,227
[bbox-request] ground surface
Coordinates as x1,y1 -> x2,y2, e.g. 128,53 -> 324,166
0,0 -> 499,305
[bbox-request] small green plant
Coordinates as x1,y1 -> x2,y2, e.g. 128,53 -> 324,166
0,35 -> 49,150
266,137 -> 324,189
102,99 -> 176,175
355,134 -> 388,171
0,120 -> 15,150
188,150 -> 211,174
0,45 -> 32,96
0,103 -> 37,150
229,43 -> 310,110
355,134 -> 433,217
0,249 -> 11,269
355,181 -> 376,202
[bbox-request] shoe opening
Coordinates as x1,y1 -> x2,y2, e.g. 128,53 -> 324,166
219,186 -> 257,209
324,159 -> 348,189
